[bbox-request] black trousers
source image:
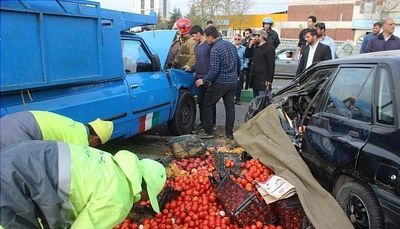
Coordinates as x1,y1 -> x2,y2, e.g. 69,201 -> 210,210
235,70 -> 245,102
244,66 -> 251,89
197,85 -> 216,126
203,83 -> 236,136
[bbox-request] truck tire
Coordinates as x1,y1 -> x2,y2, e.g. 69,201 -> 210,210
335,181 -> 384,229
168,90 -> 195,135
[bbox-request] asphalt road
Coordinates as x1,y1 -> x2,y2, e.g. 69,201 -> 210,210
100,79 -> 292,158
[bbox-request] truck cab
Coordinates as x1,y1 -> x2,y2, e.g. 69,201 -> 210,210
0,0 -> 196,139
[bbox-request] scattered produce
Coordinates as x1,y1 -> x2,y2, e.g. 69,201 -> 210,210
114,148 -> 300,229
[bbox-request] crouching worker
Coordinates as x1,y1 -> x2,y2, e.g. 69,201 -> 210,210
0,111 -> 113,148
0,141 -> 166,229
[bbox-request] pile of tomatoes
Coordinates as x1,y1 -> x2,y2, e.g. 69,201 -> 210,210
235,159 -> 274,192
114,153 -> 283,229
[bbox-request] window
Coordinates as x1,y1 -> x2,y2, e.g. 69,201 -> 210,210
298,68 -> 335,91
150,0 -> 154,10
122,40 -> 152,74
323,67 -> 373,118
276,50 -> 293,60
376,68 -> 394,125
351,73 -> 373,123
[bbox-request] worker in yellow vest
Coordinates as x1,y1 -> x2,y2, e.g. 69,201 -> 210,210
0,141 -> 166,228
0,111 -> 113,148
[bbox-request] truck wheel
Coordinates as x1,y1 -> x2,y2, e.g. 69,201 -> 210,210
335,181 -> 384,229
168,90 -> 195,135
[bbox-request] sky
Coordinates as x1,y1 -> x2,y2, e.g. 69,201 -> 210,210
97,0 -> 289,16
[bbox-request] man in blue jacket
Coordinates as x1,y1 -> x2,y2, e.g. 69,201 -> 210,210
365,18 -> 400,53
360,21 -> 382,54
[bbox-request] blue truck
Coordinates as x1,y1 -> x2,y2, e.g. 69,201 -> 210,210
0,0 -> 197,139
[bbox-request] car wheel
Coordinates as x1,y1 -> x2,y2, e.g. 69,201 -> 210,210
335,181 -> 384,229
168,90 -> 196,135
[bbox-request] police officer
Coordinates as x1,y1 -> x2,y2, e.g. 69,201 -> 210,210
262,17 -> 280,49
0,111 -> 113,148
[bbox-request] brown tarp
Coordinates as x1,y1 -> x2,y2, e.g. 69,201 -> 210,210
233,105 -> 354,229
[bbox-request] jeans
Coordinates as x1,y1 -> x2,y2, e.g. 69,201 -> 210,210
203,83 -> 236,136
197,85 -> 216,126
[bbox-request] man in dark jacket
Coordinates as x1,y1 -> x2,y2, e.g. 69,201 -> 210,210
242,28 -> 253,89
296,28 -> 331,75
296,16 -> 317,55
244,30 -> 275,97
365,18 -> 400,53
262,17 -> 280,49
360,21 -> 382,54
189,25 -> 216,131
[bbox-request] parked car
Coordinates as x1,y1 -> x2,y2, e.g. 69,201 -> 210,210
273,50 -> 400,229
274,48 -> 297,79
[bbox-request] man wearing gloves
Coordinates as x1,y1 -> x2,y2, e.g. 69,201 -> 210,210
0,141 -> 166,229
0,110 -> 113,148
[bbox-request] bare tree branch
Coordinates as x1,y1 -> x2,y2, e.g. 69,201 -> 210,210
377,0 -> 400,20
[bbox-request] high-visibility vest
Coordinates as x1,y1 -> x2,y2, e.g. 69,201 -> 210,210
31,111 -> 89,146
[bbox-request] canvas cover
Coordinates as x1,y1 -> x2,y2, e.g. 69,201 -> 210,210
234,105 -> 353,229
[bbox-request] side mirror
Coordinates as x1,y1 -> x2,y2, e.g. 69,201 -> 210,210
151,54 -> 161,71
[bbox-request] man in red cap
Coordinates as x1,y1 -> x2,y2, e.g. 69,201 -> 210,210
172,18 -> 196,71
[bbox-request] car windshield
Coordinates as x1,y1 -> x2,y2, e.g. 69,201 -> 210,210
298,68 -> 336,90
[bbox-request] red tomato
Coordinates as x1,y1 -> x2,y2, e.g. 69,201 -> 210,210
256,221 -> 264,229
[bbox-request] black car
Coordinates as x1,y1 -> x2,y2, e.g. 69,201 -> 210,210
273,50 -> 400,229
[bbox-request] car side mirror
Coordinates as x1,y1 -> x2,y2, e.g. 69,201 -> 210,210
151,54 -> 161,71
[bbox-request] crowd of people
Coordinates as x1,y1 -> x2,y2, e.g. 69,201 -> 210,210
166,16 -> 400,140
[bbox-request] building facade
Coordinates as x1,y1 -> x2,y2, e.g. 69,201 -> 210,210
217,13 -> 288,38
281,0 -> 400,42
133,0 -> 170,20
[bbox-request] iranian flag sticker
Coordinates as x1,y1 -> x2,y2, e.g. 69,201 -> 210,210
139,112 -> 160,133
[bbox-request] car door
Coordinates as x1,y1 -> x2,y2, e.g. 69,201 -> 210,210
122,38 -> 172,136
302,65 -> 375,188
274,49 -> 297,78
357,65 -> 400,189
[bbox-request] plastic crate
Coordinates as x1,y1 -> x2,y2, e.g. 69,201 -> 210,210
213,152 -> 243,174
133,185 -> 180,214
233,195 -> 277,226
215,172 -> 249,213
215,172 -> 276,226
158,186 -> 180,210
271,195 -> 312,229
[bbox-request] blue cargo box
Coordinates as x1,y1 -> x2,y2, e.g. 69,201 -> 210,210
0,0 -> 157,92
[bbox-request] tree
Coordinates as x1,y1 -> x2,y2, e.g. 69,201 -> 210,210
186,4 -> 206,27
155,14 -> 168,30
228,0 -> 253,32
376,0 -> 400,20
186,0 -> 253,28
168,7 -> 182,29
